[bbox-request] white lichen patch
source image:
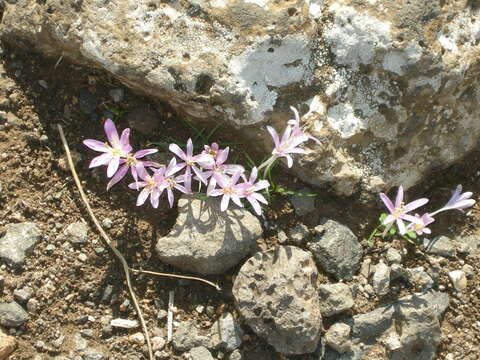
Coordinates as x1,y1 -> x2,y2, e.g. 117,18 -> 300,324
325,4 -> 392,69
229,34 -> 312,124
327,103 -> 365,138
437,7 -> 480,53
382,42 -> 422,75
307,0 -> 324,19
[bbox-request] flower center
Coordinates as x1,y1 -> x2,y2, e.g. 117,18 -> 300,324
209,149 -> 217,157
110,148 -> 124,157
146,177 -> 156,188
126,155 -> 137,166
392,203 -> 406,218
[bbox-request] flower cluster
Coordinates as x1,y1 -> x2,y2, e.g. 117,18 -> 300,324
83,108 -> 318,215
379,185 -> 475,236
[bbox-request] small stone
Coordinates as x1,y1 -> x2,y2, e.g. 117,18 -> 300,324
0,301 -> 28,327
52,334 -> 65,348
66,221 -> 88,245
119,298 -> 130,312
363,284 -> 374,295
101,218 -> 113,229
101,285 -> 114,304
108,88 -> 124,103
151,336 -> 166,351
359,258 -> 374,280
383,331 -> 402,351
277,230 -> 288,244
289,187 -> 316,216
94,247 -> 105,255
39,134 -> 49,144
462,264 -> 474,278
308,218 -> 362,281
78,253 -> 87,262
0,222 -> 42,267
287,223 -> 310,244
38,80 -> 48,89
157,310 -> 168,320
325,323 -> 351,354
372,261 -> 390,296
74,333 -> 87,351
406,266 -> 434,291
228,349 -> 242,360
83,350 -> 105,360
448,270 -> 467,292
45,244 -> 56,253
423,236 -> 455,257
13,287 -> 33,304
318,283 -> 354,317
209,313 -> 243,351
110,318 -> 139,329
190,346 -> 214,360
26,298 -> 39,313
385,248 -> 402,264
129,332 -> 145,345
80,329 -> 94,339
172,321 -> 209,352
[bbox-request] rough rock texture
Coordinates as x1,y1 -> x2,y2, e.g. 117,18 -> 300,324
0,301 -> 28,328
0,222 -> 42,267
372,261 -> 390,296
423,235 -> 455,257
325,323 -> 352,354
330,290 -> 450,360
318,283 -> 354,317
209,313 -> 243,351
307,218 -> 362,281
2,1 -> 480,194
232,246 -> 322,355
0,329 -> 17,360
172,322 -> 209,352
156,196 -> 262,275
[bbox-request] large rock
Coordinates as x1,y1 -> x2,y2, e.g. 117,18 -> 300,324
232,246 -> 322,355
307,219 -> 362,281
2,1 -> 480,195
156,196 -> 262,275
0,223 -> 42,267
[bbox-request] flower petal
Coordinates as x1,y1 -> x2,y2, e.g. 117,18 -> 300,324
83,139 -> 109,152
379,193 -> 395,213
285,155 -> 293,168
167,188 -> 174,208
395,186 -> 404,208
169,143 -> 187,160
136,188 -> 150,206
404,198 -> 429,212
186,138 -> 193,158
89,153 -> 112,168
107,156 -> 120,177
231,195 -> 243,208
396,219 -> 406,235
120,128 -> 132,152
104,119 -> 119,145
247,197 -> 262,215
216,147 -> 229,165
220,194 -> 230,211
266,126 -> 280,148
134,149 -> 158,158
107,164 -> 129,190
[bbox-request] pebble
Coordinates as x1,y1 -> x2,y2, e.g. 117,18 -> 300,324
110,318 -> 139,329
0,301 -> 29,327
26,298 -> 39,313
228,349 -> 242,360
287,223 -> 310,244
74,333 -> 87,351
209,312 -> 243,351
448,270 -> 467,292
372,261 -> 390,296
152,336 -> 166,351
129,332 -> 145,345
289,187 -> 316,216
101,285 -> 114,303
101,218 -> 113,229
190,346 -> 215,360
325,323 -> 351,354
385,248 -> 402,264
157,310 -> 168,320
0,222 -> 42,267
38,80 -> 48,89
39,134 -> 49,144
462,264 -> 474,278
13,287 -> 33,304
45,244 -> 56,253
277,230 -> 288,244
108,88 -> 124,103
66,221 -> 89,245
318,283 -> 355,317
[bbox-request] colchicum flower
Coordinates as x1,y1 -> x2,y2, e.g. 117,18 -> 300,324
200,144 -> 244,192
259,107 -> 319,170
238,167 -> 270,215
379,186 -> 429,235
128,166 -> 163,208
407,213 -> 435,236
169,139 -> 212,192
83,119 -> 132,177
209,172 -> 244,211
430,185 -> 476,216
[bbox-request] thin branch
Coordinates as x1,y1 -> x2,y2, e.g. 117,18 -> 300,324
57,124 -> 154,360
167,290 -> 174,343
131,268 -> 221,291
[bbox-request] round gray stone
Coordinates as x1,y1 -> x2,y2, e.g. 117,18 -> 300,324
156,196 -> 262,275
0,222 -> 42,267
0,301 -> 28,327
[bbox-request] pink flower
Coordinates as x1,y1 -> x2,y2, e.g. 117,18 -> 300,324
430,185 -> 476,216
379,186 -> 429,235
169,139 -> 212,192
83,119 -> 132,177
209,172 -> 244,211
238,167 -> 269,215
259,107 -> 319,170
107,149 -> 160,190
200,144 -> 244,191
407,213 -> 435,236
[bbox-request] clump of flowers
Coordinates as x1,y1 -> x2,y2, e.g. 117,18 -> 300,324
83,107 -> 318,215
371,185 -> 476,241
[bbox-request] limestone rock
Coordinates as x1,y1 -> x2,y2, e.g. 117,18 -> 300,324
454,235 -> 480,256
2,1 -> 480,194
65,221 -> 89,246
372,262 -> 390,296
209,313 -> 243,352
423,236 -> 455,257
0,222 -> 42,267
156,196 -> 262,275
190,347 -> 214,360
325,323 -> 352,354
172,322 -> 209,352
232,246 -> 322,355
308,218 -> 362,281
448,270 -> 467,292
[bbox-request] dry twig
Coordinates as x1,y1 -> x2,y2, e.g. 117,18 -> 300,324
57,125 -> 220,360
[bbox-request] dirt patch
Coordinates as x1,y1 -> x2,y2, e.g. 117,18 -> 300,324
0,43 -> 479,359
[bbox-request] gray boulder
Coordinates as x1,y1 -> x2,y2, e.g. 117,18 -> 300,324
156,196 -> 262,275
0,222 -> 42,266
307,219 -> 362,281
3,1 -> 480,195
232,246 -> 322,355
